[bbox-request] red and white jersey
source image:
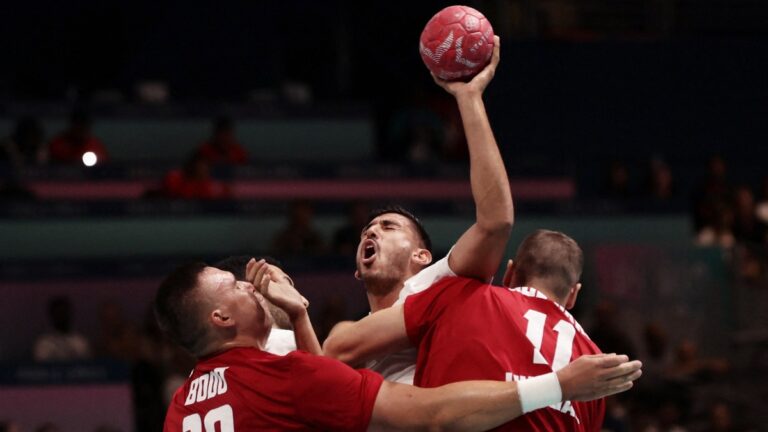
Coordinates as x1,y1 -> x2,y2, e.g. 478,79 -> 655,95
404,276 -> 605,431
163,347 -> 383,432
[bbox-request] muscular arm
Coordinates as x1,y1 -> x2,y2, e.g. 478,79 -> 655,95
369,354 -> 643,431
440,37 -> 514,281
323,305 -> 410,367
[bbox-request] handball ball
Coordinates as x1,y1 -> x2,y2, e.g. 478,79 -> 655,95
419,5 -> 494,81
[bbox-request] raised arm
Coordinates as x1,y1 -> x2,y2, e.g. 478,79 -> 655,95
247,258 -> 322,355
369,353 -> 642,431
436,37 -> 514,281
323,304 -> 411,367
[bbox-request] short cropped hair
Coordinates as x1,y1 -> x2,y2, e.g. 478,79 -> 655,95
154,262 -> 210,355
513,230 -> 583,300
367,205 -> 432,252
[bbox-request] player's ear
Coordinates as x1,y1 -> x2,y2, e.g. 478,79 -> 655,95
502,259 -> 515,287
211,309 -> 235,328
413,248 -> 432,266
565,283 -> 582,310
354,269 -> 362,280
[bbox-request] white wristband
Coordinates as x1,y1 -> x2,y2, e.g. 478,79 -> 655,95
517,372 -> 563,413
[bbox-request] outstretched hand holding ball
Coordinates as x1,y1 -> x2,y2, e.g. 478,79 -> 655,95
419,5 -> 495,81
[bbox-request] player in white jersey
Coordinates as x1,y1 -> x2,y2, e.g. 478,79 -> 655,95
324,36 -> 514,383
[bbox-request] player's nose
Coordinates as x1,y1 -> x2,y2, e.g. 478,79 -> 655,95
362,226 -> 379,240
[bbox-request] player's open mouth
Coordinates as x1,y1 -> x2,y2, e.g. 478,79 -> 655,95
361,240 -> 377,264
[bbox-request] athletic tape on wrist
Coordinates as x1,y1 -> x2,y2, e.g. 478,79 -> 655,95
517,372 -> 562,413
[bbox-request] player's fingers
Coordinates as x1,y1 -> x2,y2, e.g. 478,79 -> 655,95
245,257 -> 257,282
603,369 -> 642,391
599,380 -> 634,398
597,354 -> 630,368
430,72 -> 448,89
254,259 -> 268,289
601,360 -> 642,380
490,35 -> 500,67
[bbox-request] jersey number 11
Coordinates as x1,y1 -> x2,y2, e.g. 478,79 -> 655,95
523,309 -> 576,371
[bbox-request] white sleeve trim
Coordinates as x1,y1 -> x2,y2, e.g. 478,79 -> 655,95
395,247 -> 457,305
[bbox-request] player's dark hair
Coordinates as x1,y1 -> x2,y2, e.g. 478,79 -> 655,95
154,262 -> 210,355
367,205 -> 432,252
513,230 -> 583,301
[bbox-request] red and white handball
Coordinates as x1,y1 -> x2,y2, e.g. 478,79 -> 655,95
419,5 -> 494,81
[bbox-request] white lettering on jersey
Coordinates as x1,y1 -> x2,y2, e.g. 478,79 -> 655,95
505,373 -> 580,423
510,287 -> 590,339
185,367 -> 229,406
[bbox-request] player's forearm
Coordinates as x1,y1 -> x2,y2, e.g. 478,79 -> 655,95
456,92 -> 514,232
291,310 -> 322,355
323,321 -> 366,365
374,380 -> 525,432
423,381 -> 524,431
324,305 -> 410,366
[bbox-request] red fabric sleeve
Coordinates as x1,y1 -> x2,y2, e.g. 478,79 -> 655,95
289,351 -> 384,432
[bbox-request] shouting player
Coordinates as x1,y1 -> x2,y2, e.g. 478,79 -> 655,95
325,230 -> 620,430
157,257 -> 641,431
331,35 -> 514,384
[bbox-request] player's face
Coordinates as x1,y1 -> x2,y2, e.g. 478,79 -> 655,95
356,213 -> 423,283
200,267 -> 274,334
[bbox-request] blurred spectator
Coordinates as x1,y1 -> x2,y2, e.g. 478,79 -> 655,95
35,422 -> 61,432
0,179 -> 36,201
385,89 -> 446,162
0,420 -> 21,432
696,203 -> 736,248
703,401 -> 735,432
33,296 -> 91,362
646,158 -> 675,202
131,306 -> 178,432
332,200 -> 370,256
693,156 -> 732,234
48,109 -> 109,165
196,116 -> 248,165
588,300 -> 636,359
271,200 -> 325,256
316,293 -> 348,344
94,301 -> 140,362
161,152 -> 230,199
666,339 -> 729,383
732,186 -> 767,244
604,160 -> 634,199
0,116 -> 47,169
755,177 -> 768,228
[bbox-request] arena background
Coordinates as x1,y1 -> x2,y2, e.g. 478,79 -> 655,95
1,1 -> 767,431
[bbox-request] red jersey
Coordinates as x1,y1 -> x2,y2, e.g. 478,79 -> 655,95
48,133 -> 109,164
404,276 -> 605,431
163,347 -> 383,432
197,140 -> 248,165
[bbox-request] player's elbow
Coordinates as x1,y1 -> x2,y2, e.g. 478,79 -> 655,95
322,335 -> 359,365
478,216 -> 513,238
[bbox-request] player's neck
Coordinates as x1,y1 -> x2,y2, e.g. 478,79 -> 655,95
215,331 -> 269,354
366,283 -> 404,313
521,278 -> 566,306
